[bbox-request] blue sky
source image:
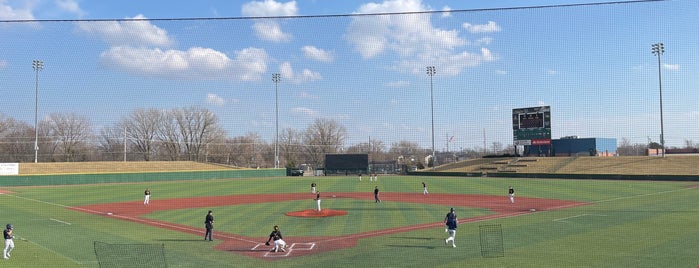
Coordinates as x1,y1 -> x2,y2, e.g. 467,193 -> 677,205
1,0 -> 697,150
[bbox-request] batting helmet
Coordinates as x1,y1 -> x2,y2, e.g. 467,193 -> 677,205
6,224 -> 12,230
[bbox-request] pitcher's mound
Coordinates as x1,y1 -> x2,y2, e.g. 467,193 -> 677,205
286,209 -> 348,217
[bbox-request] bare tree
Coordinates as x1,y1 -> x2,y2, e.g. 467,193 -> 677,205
302,118 -> 347,167
0,114 -> 34,162
388,140 -> 422,160
172,107 -> 225,161
279,128 -> 303,168
97,124 -> 126,161
44,113 -> 93,162
226,132 -> 266,168
158,111 -> 183,160
617,137 -> 646,156
123,108 -> 163,161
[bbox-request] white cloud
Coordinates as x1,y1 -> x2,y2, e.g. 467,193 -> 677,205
55,0 -> 85,17
347,0 -> 496,76
441,6 -> 451,17
279,62 -> 322,83
291,107 -> 318,117
385,80 -> 410,88
206,94 -> 226,106
252,20 -> 292,42
399,47 -> 497,76
242,0 -> 297,42
496,70 -> 508,75
463,21 -> 501,34
76,14 -> 173,47
302,46 -> 333,62
0,0 -> 35,20
663,63 -> 679,70
241,0 -> 297,17
0,60 -> 7,69
100,46 -> 268,81
476,37 -> 493,45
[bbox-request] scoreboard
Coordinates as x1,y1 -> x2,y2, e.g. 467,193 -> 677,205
512,106 -> 551,145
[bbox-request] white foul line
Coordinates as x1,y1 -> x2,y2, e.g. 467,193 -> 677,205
50,218 -> 72,225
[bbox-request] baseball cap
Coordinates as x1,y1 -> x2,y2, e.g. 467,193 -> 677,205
6,224 -> 12,230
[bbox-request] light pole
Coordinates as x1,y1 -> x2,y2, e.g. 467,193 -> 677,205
272,73 -> 281,168
426,66 -> 436,169
32,60 -> 44,163
651,43 -> 665,157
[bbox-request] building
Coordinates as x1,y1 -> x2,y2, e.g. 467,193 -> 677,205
550,137 -> 617,157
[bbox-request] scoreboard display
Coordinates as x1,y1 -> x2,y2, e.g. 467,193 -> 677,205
512,106 -> 551,145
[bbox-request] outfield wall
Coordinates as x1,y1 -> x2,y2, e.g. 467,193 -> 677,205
408,171 -> 699,181
0,168 -> 286,187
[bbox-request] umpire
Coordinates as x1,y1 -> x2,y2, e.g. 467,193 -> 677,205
204,210 -> 214,241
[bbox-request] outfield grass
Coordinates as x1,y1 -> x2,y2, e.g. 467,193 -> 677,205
1,176 -> 698,267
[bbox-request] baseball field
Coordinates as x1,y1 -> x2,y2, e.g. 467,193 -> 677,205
1,174 -> 699,267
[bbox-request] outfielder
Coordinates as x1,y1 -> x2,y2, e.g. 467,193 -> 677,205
422,182 -> 428,195
311,182 -> 316,194
3,224 -> 14,259
265,225 -> 286,252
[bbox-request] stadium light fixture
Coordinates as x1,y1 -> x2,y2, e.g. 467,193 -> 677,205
32,60 -> 44,163
272,73 -> 281,168
426,66 -> 436,169
651,43 -> 665,157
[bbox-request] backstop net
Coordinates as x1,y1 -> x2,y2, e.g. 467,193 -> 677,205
93,241 -> 167,268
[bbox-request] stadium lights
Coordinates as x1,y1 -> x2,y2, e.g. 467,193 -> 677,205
651,43 -> 665,157
32,60 -> 44,163
272,73 -> 281,168
426,66 -> 436,169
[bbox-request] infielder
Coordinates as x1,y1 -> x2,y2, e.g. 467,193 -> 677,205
3,224 -> 14,259
265,225 -> 286,252
144,188 -> 151,205
508,186 -> 515,204
374,186 -> 381,203
422,182 -> 428,195
444,208 -> 457,248
311,182 -> 316,194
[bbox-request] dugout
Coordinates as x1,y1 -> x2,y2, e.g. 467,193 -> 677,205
324,154 -> 368,175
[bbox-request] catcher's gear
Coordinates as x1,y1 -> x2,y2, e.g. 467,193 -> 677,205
265,242 -> 270,246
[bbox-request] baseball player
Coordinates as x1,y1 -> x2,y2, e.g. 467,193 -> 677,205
311,182 -> 316,194
265,225 -> 287,252
358,173 -> 362,181
374,186 -> 381,203
508,186 -> 515,204
444,208 -> 457,248
204,210 -> 214,241
314,191 -> 322,212
144,188 -> 151,205
422,182 -> 429,195
3,224 -> 14,259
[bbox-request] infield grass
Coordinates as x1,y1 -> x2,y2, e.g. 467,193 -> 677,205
1,176 -> 698,267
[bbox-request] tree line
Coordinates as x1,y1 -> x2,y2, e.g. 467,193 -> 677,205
4,108 -> 686,169
0,107 -> 462,169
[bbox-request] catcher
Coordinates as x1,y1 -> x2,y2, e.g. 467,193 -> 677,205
265,225 -> 286,252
